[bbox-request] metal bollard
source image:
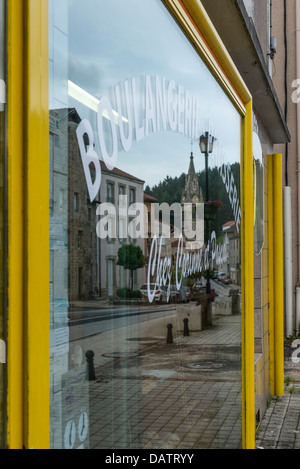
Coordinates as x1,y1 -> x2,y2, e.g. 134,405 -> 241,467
183,318 -> 190,337
166,323 -> 173,344
85,350 -> 96,381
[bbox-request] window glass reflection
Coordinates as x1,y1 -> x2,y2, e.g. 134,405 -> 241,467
49,0 -> 243,449
253,131 -> 264,255
0,0 -> 6,449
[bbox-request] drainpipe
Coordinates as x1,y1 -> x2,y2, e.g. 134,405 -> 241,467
279,0 -> 294,337
296,0 -> 300,333
284,187 -> 293,336
280,0 -> 292,337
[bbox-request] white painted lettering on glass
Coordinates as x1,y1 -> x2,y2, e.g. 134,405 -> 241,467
76,75 -> 201,203
146,233 -> 228,303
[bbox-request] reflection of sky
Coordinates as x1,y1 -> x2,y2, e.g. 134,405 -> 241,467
54,0 -> 241,188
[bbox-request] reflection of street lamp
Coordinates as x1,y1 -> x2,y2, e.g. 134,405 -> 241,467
199,132 -> 215,295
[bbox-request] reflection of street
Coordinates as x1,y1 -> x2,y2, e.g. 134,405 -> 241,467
67,280 -> 239,341
210,279 -> 230,297
64,291 -> 242,449
68,304 -> 176,341
87,314 -> 242,449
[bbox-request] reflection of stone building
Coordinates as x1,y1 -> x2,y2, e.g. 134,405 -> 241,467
99,163 -> 145,297
51,108 -> 147,301
68,110 -> 99,301
144,192 -> 158,260
144,192 -> 174,259
50,108 -> 100,304
144,192 -> 175,285
49,109 -> 70,323
221,221 -> 240,285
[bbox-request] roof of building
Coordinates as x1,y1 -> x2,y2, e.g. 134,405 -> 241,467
50,109 -> 145,185
144,193 -> 159,203
222,220 -> 238,233
223,220 -> 236,227
100,160 -> 145,184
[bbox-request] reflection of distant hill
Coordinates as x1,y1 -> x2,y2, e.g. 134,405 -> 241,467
145,163 -> 240,238
145,173 -> 186,206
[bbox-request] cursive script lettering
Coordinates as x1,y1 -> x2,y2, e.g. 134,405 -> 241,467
147,233 -> 228,303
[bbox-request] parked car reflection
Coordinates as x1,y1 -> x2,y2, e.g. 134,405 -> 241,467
139,284 -> 163,303
162,285 -> 191,304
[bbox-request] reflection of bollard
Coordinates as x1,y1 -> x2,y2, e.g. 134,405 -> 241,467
183,318 -> 190,337
229,289 -> 240,315
85,350 -> 96,381
167,323 -> 173,344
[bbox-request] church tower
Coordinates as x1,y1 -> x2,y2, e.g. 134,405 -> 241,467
181,152 -> 203,204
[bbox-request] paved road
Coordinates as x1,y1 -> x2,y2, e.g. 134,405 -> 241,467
64,279 -> 236,341
68,303 -> 177,341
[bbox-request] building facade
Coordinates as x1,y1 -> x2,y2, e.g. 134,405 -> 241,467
99,162 -> 145,298
270,0 -> 300,339
0,0 -> 288,450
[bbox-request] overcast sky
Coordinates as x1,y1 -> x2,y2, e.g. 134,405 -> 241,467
54,0 -> 242,188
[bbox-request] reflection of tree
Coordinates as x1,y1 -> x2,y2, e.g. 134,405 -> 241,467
117,244 -> 145,291
145,173 -> 186,206
146,163 -> 241,238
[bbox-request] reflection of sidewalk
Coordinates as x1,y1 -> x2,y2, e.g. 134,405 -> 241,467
88,315 -> 242,449
69,299 -> 110,309
255,346 -> 300,449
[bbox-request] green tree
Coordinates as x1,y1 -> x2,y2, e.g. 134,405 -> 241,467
117,244 -> 145,290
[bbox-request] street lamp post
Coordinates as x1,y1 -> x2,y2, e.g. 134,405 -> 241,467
199,132 -> 215,296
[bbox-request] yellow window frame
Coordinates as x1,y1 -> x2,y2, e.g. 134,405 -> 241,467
7,0 -> 49,449
6,0 -> 255,449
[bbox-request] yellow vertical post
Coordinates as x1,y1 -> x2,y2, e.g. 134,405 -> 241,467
242,101 -> 255,449
23,0 -> 49,449
273,154 -> 284,397
267,155 -> 275,396
6,0 -> 24,449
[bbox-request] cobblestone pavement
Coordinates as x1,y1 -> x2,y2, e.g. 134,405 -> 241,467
256,346 -> 300,450
255,384 -> 300,449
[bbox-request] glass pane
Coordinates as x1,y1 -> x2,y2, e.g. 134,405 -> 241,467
253,130 -> 264,255
0,0 -> 6,449
49,0 -> 242,449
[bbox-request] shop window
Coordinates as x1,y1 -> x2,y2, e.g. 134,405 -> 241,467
49,0 -> 243,450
